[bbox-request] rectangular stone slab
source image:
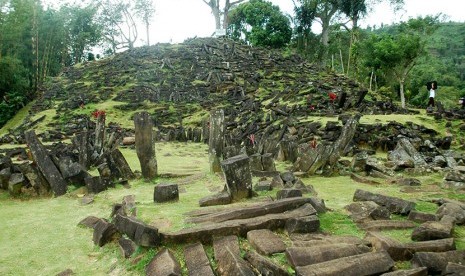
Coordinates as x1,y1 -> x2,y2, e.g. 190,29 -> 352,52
162,204 -> 317,244
295,251 -> 395,276
184,242 -> 215,276
187,197 -> 315,224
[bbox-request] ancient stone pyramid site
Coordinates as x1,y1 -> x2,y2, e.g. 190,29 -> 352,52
1,37 -> 465,275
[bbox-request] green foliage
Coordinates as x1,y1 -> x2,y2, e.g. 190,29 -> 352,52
0,56 -> 29,127
228,0 -> 292,48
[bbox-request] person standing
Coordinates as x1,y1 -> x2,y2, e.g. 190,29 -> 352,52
427,81 -> 437,107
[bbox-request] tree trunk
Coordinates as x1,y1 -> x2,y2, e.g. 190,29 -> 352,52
145,19 -> 150,46
399,80 -> 406,109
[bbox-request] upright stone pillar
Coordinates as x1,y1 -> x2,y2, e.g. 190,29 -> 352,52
221,154 -> 252,201
25,130 -> 67,196
134,112 -> 157,179
75,131 -> 91,169
94,113 -> 106,155
209,109 -> 225,173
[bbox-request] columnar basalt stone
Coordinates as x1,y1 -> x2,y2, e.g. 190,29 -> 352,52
97,162 -> 114,188
146,248 -> 181,276
8,173 -> 26,196
25,130 -> 67,196
74,131 -> 91,169
114,214 -> 161,247
0,167 -> 12,190
94,113 -> 105,155
247,229 -> 286,255
295,251 -> 395,276
262,153 -> 276,171
245,250 -> 290,276
285,215 -> 320,234
93,219 -> 119,247
184,242 -> 215,276
277,188 -> 303,199
249,153 -> 263,171
17,162 -> 50,196
134,111 -> 157,179
221,154 -> 252,201
154,183 -> 179,203
411,250 -> 465,275
353,189 -> 416,215
286,243 -> 371,268
365,231 -> 455,261
85,176 -> 108,194
208,109 -> 225,173
110,148 -> 135,180
388,138 -> 427,168
118,237 -> 137,259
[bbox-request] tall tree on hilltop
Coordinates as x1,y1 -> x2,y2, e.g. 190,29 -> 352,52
97,0 -> 138,53
63,4 -> 101,64
293,0 -> 340,65
134,0 -> 155,46
361,16 -> 440,108
201,0 -> 248,31
228,0 -> 291,48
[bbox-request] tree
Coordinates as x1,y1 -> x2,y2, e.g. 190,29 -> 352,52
228,0 -> 291,48
134,0 -> 155,46
63,4 -> 101,64
97,0 -> 138,53
201,0 -> 247,30
361,16 -> 440,108
293,0 -> 340,64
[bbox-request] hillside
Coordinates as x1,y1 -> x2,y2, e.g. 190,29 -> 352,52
2,37 -> 393,145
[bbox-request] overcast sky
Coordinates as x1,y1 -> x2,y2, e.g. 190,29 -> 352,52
146,0 -> 464,45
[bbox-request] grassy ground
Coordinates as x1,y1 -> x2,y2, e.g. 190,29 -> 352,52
1,107 -> 465,275
1,140 -> 464,275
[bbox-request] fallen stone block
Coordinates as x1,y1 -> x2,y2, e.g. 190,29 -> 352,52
411,250 -> 465,275
285,215 -> 320,234
162,204 -> 316,244
276,188 -> 302,199
290,234 -> 370,247
407,211 -> 438,223
287,243 -> 371,268
247,229 -> 286,255
118,237 -> 136,259
365,231 -> 455,261
213,235 -> 241,261
189,197 -> 316,224
146,248 -> 181,276
359,220 -> 416,231
93,219 -> 119,247
184,242 -> 214,276
345,201 -> 391,223
381,267 -> 427,275
245,250 -> 290,276
436,202 -> 465,224
443,262 -> 465,275
216,246 -> 255,276
154,183 -> 179,203
199,191 -> 231,207
114,214 -> 160,247
353,189 -> 415,215
295,251 -> 395,276
411,221 -> 453,241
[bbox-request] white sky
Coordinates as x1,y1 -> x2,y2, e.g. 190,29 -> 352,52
147,0 -> 465,45
42,0 -> 465,46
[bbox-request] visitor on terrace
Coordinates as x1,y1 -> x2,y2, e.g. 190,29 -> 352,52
426,81 -> 437,108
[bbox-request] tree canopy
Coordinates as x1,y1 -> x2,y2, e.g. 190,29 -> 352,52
228,0 -> 291,48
